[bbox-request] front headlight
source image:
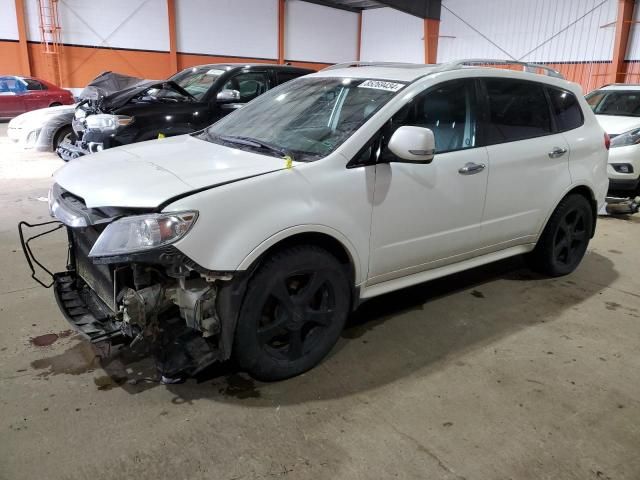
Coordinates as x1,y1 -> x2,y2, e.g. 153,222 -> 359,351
610,128 -> 640,148
85,114 -> 134,131
89,211 -> 198,258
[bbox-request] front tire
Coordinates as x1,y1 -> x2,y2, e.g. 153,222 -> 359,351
234,246 -> 350,381
527,194 -> 593,277
53,125 -> 76,150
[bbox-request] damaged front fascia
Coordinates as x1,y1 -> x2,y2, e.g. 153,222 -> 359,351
52,182 -> 251,363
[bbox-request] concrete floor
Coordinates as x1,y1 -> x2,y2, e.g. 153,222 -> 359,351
0,121 -> 639,480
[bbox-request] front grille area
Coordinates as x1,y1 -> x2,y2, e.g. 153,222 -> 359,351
71,227 -> 116,311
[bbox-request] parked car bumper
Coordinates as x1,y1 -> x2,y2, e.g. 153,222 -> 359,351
608,144 -> 640,190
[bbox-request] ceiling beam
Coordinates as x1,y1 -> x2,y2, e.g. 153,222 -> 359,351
376,0 -> 441,20
299,0 -> 361,13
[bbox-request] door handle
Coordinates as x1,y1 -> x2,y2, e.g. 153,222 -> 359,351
458,162 -> 486,175
548,147 -> 567,158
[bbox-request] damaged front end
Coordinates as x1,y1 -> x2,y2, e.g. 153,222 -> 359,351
20,184 -> 238,379
57,72 -> 196,161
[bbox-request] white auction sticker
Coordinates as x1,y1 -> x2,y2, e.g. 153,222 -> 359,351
358,80 -> 404,92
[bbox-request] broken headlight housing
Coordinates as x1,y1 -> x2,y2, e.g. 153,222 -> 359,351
85,114 -> 134,132
610,128 -> 640,148
89,211 -> 198,258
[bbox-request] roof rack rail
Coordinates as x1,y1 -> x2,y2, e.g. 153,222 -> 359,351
322,61 -> 421,71
431,59 -> 564,79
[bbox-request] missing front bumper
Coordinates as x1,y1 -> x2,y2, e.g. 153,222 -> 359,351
53,271 -> 123,343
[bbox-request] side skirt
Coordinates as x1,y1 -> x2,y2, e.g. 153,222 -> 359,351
359,244 -> 535,300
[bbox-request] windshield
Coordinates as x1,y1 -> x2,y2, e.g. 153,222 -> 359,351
169,68 -> 225,100
201,77 -> 406,161
586,90 -> 640,117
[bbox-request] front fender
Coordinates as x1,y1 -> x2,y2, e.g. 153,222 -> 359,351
237,224 -> 364,284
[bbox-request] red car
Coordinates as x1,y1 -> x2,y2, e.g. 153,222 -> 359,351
0,75 -> 74,118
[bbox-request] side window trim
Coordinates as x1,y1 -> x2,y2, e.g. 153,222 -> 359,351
543,86 -> 560,134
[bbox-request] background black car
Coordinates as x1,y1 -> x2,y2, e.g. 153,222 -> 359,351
57,64 -> 313,160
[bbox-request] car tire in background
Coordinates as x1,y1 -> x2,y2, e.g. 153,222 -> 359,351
233,245 -> 350,381
53,125 -> 76,150
527,193 -> 594,277
49,102 -> 62,107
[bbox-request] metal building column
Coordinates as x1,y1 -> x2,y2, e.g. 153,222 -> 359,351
424,18 -> 439,64
356,11 -> 362,61
14,0 -> 31,76
278,0 -> 285,64
610,0 -> 635,83
167,0 -> 178,74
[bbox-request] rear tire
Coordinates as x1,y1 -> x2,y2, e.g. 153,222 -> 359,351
233,245 -> 350,381
49,102 -> 62,107
527,194 -> 593,277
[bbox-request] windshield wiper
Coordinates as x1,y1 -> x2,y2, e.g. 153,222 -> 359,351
219,135 -> 295,161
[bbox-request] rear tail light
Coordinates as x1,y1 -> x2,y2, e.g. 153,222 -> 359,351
604,132 -> 610,150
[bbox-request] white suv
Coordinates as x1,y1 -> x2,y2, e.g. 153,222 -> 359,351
587,84 -> 640,193
25,60 -> 609,381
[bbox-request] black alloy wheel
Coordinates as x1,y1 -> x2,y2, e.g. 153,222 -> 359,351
234,246 -> 350,381
527,193 -> 593,277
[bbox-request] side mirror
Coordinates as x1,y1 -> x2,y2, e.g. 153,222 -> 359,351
387,126 -> 435,163
216,89 -> 241,103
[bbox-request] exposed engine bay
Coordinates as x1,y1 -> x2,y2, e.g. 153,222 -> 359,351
20,184 -> 242,380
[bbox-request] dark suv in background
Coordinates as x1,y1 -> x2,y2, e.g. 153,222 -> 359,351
57,64 -> 313,160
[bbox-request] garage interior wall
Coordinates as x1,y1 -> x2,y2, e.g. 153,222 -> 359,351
624,0 -> 640,82
360,7 -> 425,63
438,0 -> 618,92
285,0 -> 358,66
0,0 -> 21,72
0,0 -> 354,89
175,0 -> 278,67
0,0 -> 638,93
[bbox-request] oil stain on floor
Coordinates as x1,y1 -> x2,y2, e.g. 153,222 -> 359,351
30,340 -> 100,378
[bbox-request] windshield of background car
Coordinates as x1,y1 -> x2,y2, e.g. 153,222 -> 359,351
169,68 -> 225,100
586,90 -> 640,117
202,77 -> 406,161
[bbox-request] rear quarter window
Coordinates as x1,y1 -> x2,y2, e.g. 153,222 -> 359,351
547,87 -> 583,132
483,78 -> 552,144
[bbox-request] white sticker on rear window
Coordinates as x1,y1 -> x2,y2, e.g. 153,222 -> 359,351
358,80 -> 404,92
206,69 -> 225,76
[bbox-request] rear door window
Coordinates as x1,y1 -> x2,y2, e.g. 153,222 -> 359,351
547,87 -> 583,132
482,78 -> 552,144
24,79 -> 46,90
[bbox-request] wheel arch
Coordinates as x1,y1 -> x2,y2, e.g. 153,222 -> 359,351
541,183 -> 598,239
237,226 -> 363,288
216,227 -> 363,361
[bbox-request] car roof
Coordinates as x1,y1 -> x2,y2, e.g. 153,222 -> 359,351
188,63 -> 313,72
310,62 -> 578,91
597,84 -> 640,91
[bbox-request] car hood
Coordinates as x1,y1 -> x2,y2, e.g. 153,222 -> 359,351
595,114 -> 640,135
78,71 -> 195,111
8,104 -> 77,129
98,80 -> 195,110
54,135 -> 289,208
